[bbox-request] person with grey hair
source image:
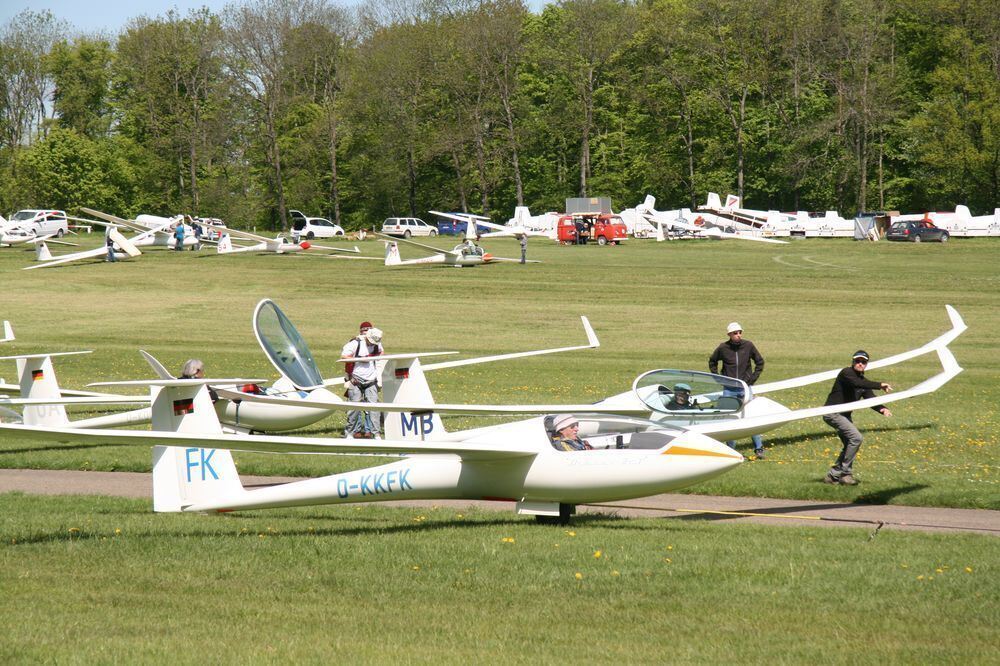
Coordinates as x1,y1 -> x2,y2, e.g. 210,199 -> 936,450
179,358 -> 218,402
180,359 -> 204,378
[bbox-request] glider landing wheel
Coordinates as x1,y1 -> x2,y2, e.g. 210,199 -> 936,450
535,503 -> 576,525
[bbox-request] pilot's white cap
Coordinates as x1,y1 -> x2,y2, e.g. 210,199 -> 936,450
364,327 -> 383,344
727,322 -> 743,334
552,414 -> 578,432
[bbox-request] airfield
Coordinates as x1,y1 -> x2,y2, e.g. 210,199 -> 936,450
1,235 -> 997,661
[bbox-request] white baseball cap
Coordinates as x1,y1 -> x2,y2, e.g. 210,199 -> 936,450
552,414 -> 578,432
727,322 -> 743,334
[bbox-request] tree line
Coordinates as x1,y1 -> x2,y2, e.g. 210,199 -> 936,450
1,0 -> 997,231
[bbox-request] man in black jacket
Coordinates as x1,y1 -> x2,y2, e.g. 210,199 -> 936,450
822,350 -> 893,486
709,322 -> 766,457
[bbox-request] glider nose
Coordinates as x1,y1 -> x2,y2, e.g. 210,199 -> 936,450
482,253 -> 494,262
299,241 -> 311,250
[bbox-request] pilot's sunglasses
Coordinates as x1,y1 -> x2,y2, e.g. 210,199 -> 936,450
854,359 -> 868,365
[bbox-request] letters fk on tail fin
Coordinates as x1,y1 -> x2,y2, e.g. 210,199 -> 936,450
380,358 -> 445,440
151,383 -> 243,512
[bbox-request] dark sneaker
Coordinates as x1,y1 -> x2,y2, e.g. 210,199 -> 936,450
754,449 -> 766,460
839,474 -> 859,486
823,473 -> 839,485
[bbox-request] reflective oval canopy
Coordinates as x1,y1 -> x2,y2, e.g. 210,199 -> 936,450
253,299 -> 324,389
633,369 -> 750,414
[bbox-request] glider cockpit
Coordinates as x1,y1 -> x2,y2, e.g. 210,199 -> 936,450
634,369 -> 750,424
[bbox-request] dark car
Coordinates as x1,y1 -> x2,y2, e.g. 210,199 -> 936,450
886,220 -> 950,243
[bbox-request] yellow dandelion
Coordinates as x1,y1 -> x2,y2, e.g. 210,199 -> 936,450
593,550 -> 602,558
574,572 -> 583,580
114,528 -> 122,535
566,531 -> 576,537
68,527 -> 80,534
611,570 -> 620,576
411,565 -> 421,571
664,558 -> 672,563
501,537 -> 515,544
965,567 -> 973,573
917,575 -> 924,580
666,545 -> 673,550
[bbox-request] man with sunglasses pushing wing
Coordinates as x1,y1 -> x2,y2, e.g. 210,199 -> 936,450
821,350 -> 893,486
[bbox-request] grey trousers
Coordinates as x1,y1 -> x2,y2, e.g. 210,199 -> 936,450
823,413 -> 863,478
345,381 -> 380,435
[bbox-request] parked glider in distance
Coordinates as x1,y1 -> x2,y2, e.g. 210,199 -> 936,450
892,206 -> 1000,238
429,210 -> 551,240
24,225 -> 150,270
216,229 -> 359,256
629,195 -> 788,244
380,233 -> 537,267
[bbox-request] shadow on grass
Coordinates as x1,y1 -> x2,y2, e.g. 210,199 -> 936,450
853,483 -> 930,505
764,422 -> 935,448
5,506 -> 640,547
661,484 -> 930,525
0,441 -> 136,455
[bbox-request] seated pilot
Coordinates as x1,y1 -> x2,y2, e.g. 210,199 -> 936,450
550,414 -> 593,451
664,383 -> 699,411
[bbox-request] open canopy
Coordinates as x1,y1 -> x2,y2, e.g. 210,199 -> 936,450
253,299 -> 325,389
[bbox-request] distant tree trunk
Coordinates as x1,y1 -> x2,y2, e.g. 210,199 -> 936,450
451,150 -> 469,213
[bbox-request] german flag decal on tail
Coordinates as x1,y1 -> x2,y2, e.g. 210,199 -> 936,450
173,398 -> 194,416
32,369 -> 44,381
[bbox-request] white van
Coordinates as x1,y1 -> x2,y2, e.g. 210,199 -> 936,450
9,209 -> 69,237
289,210 -> 344,239
381,217 -> 437,238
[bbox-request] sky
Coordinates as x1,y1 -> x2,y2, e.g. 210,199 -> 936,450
2,0 -> 549,34
2,0 -> 237,34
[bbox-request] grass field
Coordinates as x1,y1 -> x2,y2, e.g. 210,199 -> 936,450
1,495 -> 997,663
0,234 -> 996,508
1,234 -> 998,661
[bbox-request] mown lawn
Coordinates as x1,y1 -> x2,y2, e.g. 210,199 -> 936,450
0,235 -> 996,509
1,495 -> 996,663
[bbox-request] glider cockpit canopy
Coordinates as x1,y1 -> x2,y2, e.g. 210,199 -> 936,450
633,369 -> 750,415
253,299 -> 324,390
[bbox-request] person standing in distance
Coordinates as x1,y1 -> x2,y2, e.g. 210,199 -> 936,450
821,350 -> 893,486
342,321 -> 383,439
709,321 -> 766,458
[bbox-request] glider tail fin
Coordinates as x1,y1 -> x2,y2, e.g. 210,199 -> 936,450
218,233 -> 233,254
1,320 -> 13,343
380,358 -> 446,441
17,356 -> 69,426
384,241 -> 401,266
35,241 -> 53,262
150,383 -> 243,512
